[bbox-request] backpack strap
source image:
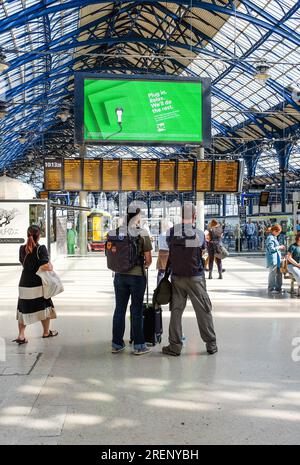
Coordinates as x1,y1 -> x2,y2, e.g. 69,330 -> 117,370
136,233 -> 146,277
163,257 -> 171,279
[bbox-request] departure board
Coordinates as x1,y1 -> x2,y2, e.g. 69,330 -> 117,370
214,160 -> 239,192
140,160 -> 158,191
44,159 -> 63,191
121,160 -> 139,191
64,159 -> 82,191
196,160 -> 213,192
159,161 -> 176,191
44,157 -> 243,193
102,160 -> 120,191
177,161 -> 194,191
83,159 -> 101,191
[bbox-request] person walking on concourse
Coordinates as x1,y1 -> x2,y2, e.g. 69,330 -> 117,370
162,203 -> 218,357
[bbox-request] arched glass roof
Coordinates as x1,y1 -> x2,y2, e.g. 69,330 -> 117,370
0,0 -> 299,189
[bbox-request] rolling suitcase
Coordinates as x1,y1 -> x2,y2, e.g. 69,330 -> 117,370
129,269 -> 163,346
143,269 -> 163,346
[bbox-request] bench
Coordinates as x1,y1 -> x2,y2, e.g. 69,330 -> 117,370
286,272 -> 300,296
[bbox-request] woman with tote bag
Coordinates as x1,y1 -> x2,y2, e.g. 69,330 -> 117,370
13,225 -> 59,345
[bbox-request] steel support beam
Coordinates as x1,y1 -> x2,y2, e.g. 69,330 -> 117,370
274,140 -> 293,213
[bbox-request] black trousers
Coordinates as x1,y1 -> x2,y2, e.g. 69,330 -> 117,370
208,252 -> 222,273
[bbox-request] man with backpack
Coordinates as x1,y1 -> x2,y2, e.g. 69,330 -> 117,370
162,203 -> 218,357
106,207 -> 152,355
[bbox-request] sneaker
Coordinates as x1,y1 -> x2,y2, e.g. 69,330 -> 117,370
207,346 -> 218,355
133,346 -> 152,356
162,345 -> 180,356
112,346 -> 126,354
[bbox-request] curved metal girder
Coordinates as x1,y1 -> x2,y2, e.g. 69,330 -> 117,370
1,0 -> 300,47
6,29 -> 299,113
1,0 -> 300,172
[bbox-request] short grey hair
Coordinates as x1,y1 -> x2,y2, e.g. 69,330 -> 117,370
182,203 -> 196,220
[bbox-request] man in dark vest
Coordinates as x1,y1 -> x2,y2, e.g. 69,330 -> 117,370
162,203 -> 218,356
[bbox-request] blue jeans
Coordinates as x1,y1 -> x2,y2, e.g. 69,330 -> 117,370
247,235 -> 253,250
112,274 -> 147,350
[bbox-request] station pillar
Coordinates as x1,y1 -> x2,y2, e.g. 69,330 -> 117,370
222,194 -> 227,218
196,147 -> 205,231
79,146 -> 88,255
248,195 -> 254,215
79,191 -> 88,255
281,171 -> 287,213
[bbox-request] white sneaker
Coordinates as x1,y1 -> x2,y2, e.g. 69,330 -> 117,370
112,346 -> 126,354
133,346 -> 152,356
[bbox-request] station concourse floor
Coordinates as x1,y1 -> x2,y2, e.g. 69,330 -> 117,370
0,255 -> 300,445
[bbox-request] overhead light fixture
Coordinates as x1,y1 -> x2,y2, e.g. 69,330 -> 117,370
291,84 -> 300,105
57,111 -> 70,122
27,151 -> 34,162
254,60 -> 271,85
57,106 -> 71,122
215,60 -> 226,72
0,48 -> 9,73
0,101 -> 7,119
115,107 -> 123,125
19,132 -> 27,144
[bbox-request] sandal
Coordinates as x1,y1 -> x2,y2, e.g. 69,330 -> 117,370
12,338 -> 28,345
42,330 -> 58,339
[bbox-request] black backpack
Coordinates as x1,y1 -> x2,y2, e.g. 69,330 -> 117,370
169,228 -> 203,277
105,228 -> 143,273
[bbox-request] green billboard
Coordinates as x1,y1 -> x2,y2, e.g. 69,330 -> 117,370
75,74 -> 211,146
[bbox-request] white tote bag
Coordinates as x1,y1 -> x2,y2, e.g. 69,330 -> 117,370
36,269 -> 64,299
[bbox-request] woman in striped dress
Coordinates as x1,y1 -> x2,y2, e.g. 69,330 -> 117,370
14,225 -> 58,345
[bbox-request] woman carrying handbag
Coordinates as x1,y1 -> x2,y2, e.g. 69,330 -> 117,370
14,225 -> 59,345
207,219 -> 224,280
265,224 -> 285,295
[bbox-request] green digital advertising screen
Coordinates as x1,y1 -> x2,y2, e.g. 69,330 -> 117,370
75,73 -> 211,147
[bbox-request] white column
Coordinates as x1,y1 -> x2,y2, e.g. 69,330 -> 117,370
79,193 -> 87,255
79,146 -> 87,255
196,147 -> 205,231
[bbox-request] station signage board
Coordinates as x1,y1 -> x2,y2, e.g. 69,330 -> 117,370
140,160 -> 158,191
214,160 -> 240,193
44,159 -> 63,191
196,160 -> 213,192
159,160 -> 176,191
121,160 -> 139,191
177,161 -> 194,192
64,159 -> 82,191
44,158 -> 244,193
102,160 -> 120,191
83,159 -> 101,191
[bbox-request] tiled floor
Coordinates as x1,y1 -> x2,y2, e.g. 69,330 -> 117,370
0,256 -> 300,445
